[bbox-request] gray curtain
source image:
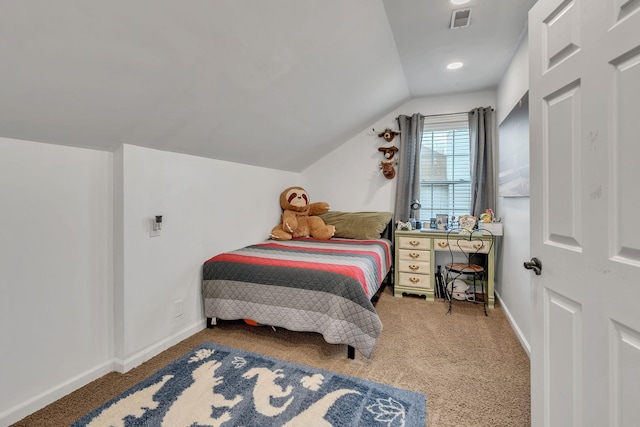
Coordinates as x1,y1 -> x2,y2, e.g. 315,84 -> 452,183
469,107 -> 496,218
394,113 -> 424,223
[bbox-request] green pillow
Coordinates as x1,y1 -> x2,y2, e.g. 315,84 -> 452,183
318,211 -> 393,239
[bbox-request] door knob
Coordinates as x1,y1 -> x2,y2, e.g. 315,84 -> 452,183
524,257 -> 542,275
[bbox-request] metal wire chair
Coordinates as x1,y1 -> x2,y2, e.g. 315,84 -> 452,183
444,227 -> 494,316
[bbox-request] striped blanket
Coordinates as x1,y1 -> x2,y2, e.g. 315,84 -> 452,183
202,238 -> 392,358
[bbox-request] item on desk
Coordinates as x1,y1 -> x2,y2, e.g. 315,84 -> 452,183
429,218 -> 437,229
436,214 -> 448,231
480,209 -> 494,223
409,200 -> 421,230
458,215 -> 477,232
420,227 -> 450,233
478,221 -> 503,235
396,220 -> 411,231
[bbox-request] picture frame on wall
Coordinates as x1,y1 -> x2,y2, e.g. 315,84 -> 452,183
499,92 -> 530,197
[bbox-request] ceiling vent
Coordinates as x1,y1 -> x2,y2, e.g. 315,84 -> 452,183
450,8 -> 472,29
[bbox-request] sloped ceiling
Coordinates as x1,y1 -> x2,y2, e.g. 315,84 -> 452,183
384,0 -> 536,97
0,0 -> 535,172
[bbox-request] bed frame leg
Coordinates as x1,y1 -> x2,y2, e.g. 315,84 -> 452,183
206,317 -> 215,329
347,345 -> 355,359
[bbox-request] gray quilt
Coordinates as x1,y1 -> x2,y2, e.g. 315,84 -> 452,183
202,238 -> 391,357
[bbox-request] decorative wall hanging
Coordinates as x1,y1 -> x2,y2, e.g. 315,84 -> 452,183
377,145 -> 399,160
377,128 -> 399,142
380,160 -> 396,179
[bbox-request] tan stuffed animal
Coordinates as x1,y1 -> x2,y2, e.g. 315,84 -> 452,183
270,186 -> 336,240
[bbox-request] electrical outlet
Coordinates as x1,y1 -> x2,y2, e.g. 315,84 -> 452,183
173,299 -> 183,318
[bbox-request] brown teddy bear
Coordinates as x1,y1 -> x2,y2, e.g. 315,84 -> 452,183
270,186 -> 336,240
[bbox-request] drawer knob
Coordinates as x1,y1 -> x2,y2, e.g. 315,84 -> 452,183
409,277 -> 420,283
438,242 -> 448,248
409,265 -> 419,270
409,252 -> 420,259
473,243 -> 483,249
409,240 -> 420,246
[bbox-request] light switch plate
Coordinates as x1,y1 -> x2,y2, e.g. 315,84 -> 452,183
150,218 -> 161,237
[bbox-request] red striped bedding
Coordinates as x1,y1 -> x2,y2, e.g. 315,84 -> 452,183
202,237 -> 392,358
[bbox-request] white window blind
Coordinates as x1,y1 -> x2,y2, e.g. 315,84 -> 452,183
419,113 -> 470,221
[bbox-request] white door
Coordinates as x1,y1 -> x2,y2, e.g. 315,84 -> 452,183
529,0 -> 640,426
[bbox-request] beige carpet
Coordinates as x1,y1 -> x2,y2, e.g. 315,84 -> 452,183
12,286 -> 530,427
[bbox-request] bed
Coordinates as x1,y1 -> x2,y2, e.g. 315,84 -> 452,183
202,211 -> 393,358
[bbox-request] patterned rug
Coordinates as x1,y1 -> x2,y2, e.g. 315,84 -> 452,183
72,342 -> 426,426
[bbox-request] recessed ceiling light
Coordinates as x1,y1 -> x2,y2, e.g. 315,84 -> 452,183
450,0 -> 471,5
447,62 -> 464,70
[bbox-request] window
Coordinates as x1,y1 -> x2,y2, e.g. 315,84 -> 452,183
419,113 -> 470,221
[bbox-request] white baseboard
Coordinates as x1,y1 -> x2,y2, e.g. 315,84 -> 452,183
495,290 -> 531,358
113,319 -> 206,373
1,319 -> 206,426
0,360 -> 115,427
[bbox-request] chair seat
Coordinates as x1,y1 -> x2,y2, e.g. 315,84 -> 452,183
445,263 -> 484,274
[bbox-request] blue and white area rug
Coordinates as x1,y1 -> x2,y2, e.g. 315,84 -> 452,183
72,342 -> 426,426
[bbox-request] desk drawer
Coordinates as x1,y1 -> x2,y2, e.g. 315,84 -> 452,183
398,249 -> 430,261
398,236 -> 431,250
434,238 -> 490,254
398,259 -> 430,274
398,272 -> 431,289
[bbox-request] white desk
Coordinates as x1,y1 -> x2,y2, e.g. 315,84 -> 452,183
393,229 -> 497,309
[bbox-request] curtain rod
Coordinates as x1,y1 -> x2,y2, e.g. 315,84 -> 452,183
395,112 -> 464,120
395,107 -> 494,121
423,111 -> 467,118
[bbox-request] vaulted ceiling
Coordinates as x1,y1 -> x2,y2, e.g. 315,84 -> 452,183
0,0 -> 536,171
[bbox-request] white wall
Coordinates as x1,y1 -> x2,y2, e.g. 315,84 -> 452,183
113,144 -> 298,369
497,32 -> 530,125
496,31 -> 531,355
0,140 -> 299,425
0,137 -> 114,424
302,90 -> 496,210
